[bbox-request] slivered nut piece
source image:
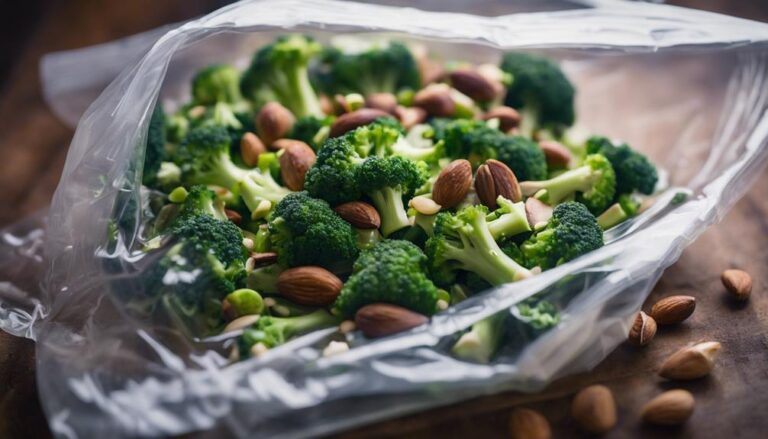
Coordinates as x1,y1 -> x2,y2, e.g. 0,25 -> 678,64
276,266 -> 343,306
650,295 -> 696,325
250,252 -> 278,267
538,140 -> 573,168
524,197 -> 553,229
334,201 -> 381,229
279,141 -> 316,191
641,390 -> 695,425
225,209 -> 242,224
482,106 -> 521,132
475,159 -> 522,209
628,311 -> 657,347
410,196 -> 442,215
354,303 -> 428,338
223,314 -> 260,333
659,341 -> 721,380
571,385 -> 617,434
240,132 -> 266,167
721,269 -> 752,301
432,159 -> 472,208
509,408 -> 551,439
257,102 -> 295,146
329,108 -> 390,137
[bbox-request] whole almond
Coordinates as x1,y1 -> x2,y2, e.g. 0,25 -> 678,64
432,159 -> 472,208
365,93 -> 398,113
628,311 -> 657,347
538,140 -> 573,169
279,142 -> 316,191
721,269 -> 752,301
329,108 -> 390,138
271,138 -> 310,151
276,266 -> 342,306
475,159 -> 522,209
482,106 -> 522,132
525,197 -> 553,229
334,201 -> 381,229
659,341 -> 721,380
354,303 -> 428,338
509,408 -> 551,439
249,252 -> 278,267
449,69 -> 500,102
240,132 -> 266,167
650,295 -> 696,325
394,106 -> 427,130
571,385 -> 617,434
413,84 -> 455,117
641,390 -> 694,425
257,102 -> 295,146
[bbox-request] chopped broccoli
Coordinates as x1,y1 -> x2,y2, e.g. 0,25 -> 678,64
142,104 -> 167,187
597,193 -> 641,230
486,197 -> 532,240
348,118 -> 442,163
305,135 -> 366,205
452,312 -> 505,363
586,136 -> 658,195
240,309 -> 339,351
192,64 -> 243,105
335,240 -> 439,317
288,115 -> 334,150
495,135 -> 548,182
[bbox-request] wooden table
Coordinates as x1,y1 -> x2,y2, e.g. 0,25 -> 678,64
0,1 -> 765,438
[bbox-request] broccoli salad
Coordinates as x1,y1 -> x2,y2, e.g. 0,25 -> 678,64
133,34 -> 659,363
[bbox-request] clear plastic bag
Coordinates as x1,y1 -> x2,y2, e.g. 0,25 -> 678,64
3,0 -> 768,437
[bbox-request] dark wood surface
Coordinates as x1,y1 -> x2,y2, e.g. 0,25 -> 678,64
0,1 -> 765,438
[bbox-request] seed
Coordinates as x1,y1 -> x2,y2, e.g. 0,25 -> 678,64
628,311 -> 657,347
641,389 -> 695,425
571,385 -> 617,434
410,196 -> 442,215
721,269 -> 752,301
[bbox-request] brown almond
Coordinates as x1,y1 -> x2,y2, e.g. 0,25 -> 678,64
250,252 -> 278,267
509,408 -> 551,439
641,390 -> 694,425
432,159 -> 472,208
276,266 -> 342,306
319,94 -> 334,115
257,102 -> 295,146
413,84 -> 455,117
659,341 -> 721,380
334,201 -> 381,229
525,197 -> 553,229
270,138 -> 308,151
449,69 -> 499,102
474,164 -> 497,209
721,269 -> 752,301
333,94 -> 352,115
538,140 -> 573,169
225,209 -> 243,225
628,311 -> 657,347
571,385 -> 617,434
279,142 -> 316,191
482,106 -> 522,132
329,108 -> 390,138
394,106 -> 427,130
649,295 -> 696,325
240,132 -> 266,167
354,303 -> 428,338
474,159 -> 523,210
365,93 -> 398,113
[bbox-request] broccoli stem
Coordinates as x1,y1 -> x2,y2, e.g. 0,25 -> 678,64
487,203 -> 531,240
283,66 -> 324,118
238,171 -> 291,212
451,313 -> 505,363
273,309 -> 339,341
368,187 -> 411,237
596,203 -> 630,230
521,164 -> 597,205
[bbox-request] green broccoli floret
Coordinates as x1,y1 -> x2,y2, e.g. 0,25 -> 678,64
240,309 -> 339,351
305,135 -> 366,205
520,154 -> 616,215
240,35 -> 324,118
317,40 -> 420,96
519,201 -> 603,270
495,135 -> 548,182
142,104 -> 167,187
586,136 -> 658,195
500,52 -> 575,136
174,185 -> 227,220
426,205 -> 532,287
486,197 -> 532,240
192,64 -> 243,105
335,240 -> 439,317
268,192 -> 359,271
596,193 -> 641,230
288,115 -> 334,150
348,118 -> 442,163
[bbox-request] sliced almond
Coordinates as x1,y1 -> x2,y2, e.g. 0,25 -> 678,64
628,311 -> 657,347
223,314 -> 260,333
225,209 -> 243,225
334,201 -> 381,229
449,69 -> 501,102
276,266 -> 343,306
509,408 -> 551,439
365,93 -> 398,113
393,106 -> 427,130
257,102 -> 295,146
524,197 -> 553,229
250,252 -> 278,267
649,295 -> 696,325
721,269 -> 752,301
659,341 -> 721,380
641,390 -> 695,425
539,140 -> 573,168
279,141 -> 316,191
329,108 -> 390,138
413,84 -> 455,117
354,303 -> 428,338
410,196 -> 442,215
432,159 -> 472,208
240,132 -> 266,167
571,385 -> 617,434
482,106 -> 521,132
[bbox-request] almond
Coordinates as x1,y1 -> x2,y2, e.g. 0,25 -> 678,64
475,159 -> 522,209
271,138 -> 309,151
482,106 -> 522,132
223,314 -> 260,333
276,266 -> 342,306
240,132 -> 266,167
449,69 -> 500,102
409,196 -> 442,215
250,252 -> 278,267
329,108 -> 390,138
524,197 -> 553,229
225,209 -> 243,225
538,140 -> 572,169
628,311 -> 657,347
257,102 -> 295,146
432,159 -> 472,208
721,269 -> 752,301
365,92 -> 398,113
649,295 -> 696,325
413,84 -> 455,117
333,94 -> 352,115
334,201 -> 381,229
354,303 -> 428,338
641,390 -> 694,425
509,408 -> 551,439
279,141 -> 316,191
659,341 -> 721,380
571,385 -> 617,434
319,94 -> 334,115
393,106 -> 427,130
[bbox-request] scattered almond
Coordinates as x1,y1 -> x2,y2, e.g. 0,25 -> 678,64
509,408 -> 551,439
365,92 -> 398,113
413,84 -> 455,117
355,303 -> 428,338
628,311 -> 657,347
276,266 -> 343,306
329,108 -> 390,137
410,196 -> 442,215
449,69 -> 500,102
257,102 -> 295,146
223,314 -> 260,333
240,132 -> 266,167
538,140 -> 572,168
649,295 -> 696,325
334,201 -> 381,229
225,209 -> 243,224
641,390 -> 694,425
482,106 -> 521,132
250,252 -> 278,267
432,159 -> 472,208
475,159 -> 522,209
659,341 -> 721,380
571,385 -> 617,434
279,141 -> 316,191
394,106 -> 427,130
271,138 -> 308,151
524,197 -> 553,229
721,269 -> 752,301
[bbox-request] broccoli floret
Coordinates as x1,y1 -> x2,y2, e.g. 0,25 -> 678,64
142,104 -> 167,187
519,201 -> 603,270
597,193 -> 641,230
240,309 -> 339,351
500,52 -> 575,135
335,240 -> 439,317
317,39 -> 420,96
348,117 -> 442,163
288,115 -> 334,150
495,135 -> 548,182
171,213 -> 245,267
425,205 -> 532,287
192,64 -> 243,105
586,136 -> 658,195
486,197 -> 532,240
305,135 -> 366,205
246,264 -> 283,295
520,154 -> 616,215
240,35 -> 324,118
268,192 -> 359,270
175,185 -> 228,222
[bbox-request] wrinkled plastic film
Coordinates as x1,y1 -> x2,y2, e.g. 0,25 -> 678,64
2,1 -> 768,437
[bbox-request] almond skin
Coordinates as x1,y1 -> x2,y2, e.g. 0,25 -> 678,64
225,209 -> 243,225
538,140 -> 573,169
257,102 -> 295,146
413,84 -> 455,117
525,197 -> 553,229
649,295 -> 696,325
628,311 -> 657,347
509,408 -> 551,439
271,138 -> 309,151
354,303 -> 428,338
329,108 -> 390,138
449,69 -> 499,102
276,266 -> 342,306
249,252 -> 278,267
571,385 -> 617,434
334,201 -> 381,229
475,159 -> 522,209
365,92 -> 398,113
279,141 -> 316,191
721,269 -> 752,301
641,390 -> 695,425
432,159 -> 472,208
482,106 -> 521,132
240,132 -> 266,167
659,341 -> 721,380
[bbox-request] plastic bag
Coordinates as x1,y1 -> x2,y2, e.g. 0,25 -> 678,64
3,0 -> 768,437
